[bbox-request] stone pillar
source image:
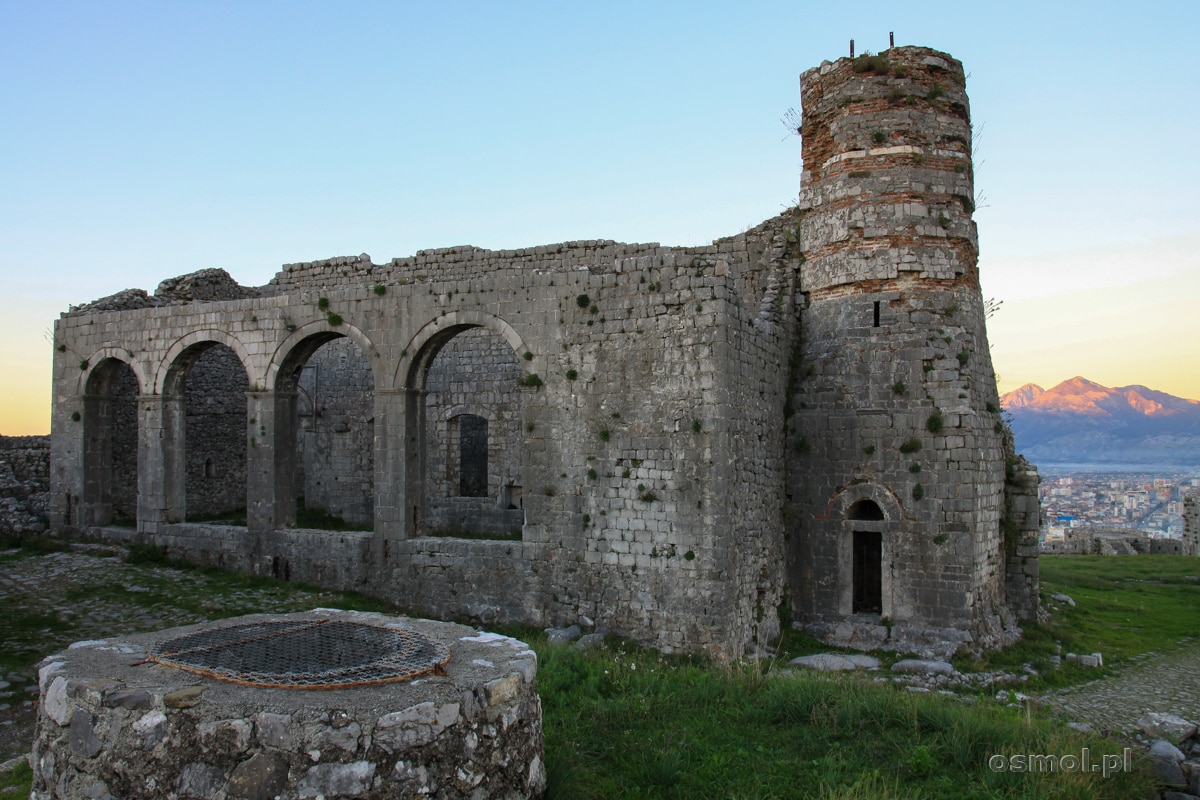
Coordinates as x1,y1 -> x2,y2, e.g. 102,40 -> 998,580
1003,456 -> 1041,621
79,393 -> 112,526
246,391 -> 295,533
135,394 -> 183,536
1184,495 -> 1200,557
403,388 -> 427,538
372,389 -> 408,543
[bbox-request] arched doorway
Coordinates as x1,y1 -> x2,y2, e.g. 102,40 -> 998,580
848,499 -> 884,614
412,326 -> 525,539
278,334 -> 375,530
82,359 -> 139,526
178,344 -> 249,523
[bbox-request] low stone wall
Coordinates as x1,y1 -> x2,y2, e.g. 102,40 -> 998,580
30,611 -> 545,799
0,434 -> 50,535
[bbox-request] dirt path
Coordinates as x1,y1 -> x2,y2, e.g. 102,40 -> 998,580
1042,640 -> 1200,734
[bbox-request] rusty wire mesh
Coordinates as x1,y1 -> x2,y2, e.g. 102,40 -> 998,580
148,619 -> 450,689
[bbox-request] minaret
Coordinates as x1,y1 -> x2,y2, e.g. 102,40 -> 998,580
787,46 -> 1010,648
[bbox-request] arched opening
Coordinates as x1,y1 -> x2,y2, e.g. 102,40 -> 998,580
173,343 -> 249,524
847,499 -> 885,521
416,326 -> 525,539
280,335 -> 375,530
82,359 -> 139,526
847,499 -> 884,614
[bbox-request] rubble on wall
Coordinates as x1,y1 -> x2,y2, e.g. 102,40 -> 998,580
155,267 -> 260,303
65,268 -> 259,316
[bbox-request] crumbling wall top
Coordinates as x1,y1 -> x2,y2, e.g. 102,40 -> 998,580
65,268 -> 259,317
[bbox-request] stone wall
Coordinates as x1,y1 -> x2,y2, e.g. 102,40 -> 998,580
1003,454 -> 1041,622
0,434 -> 50,535
296,338 -> 375,527
184,345 -> 248,520
46,46 -> 1034,661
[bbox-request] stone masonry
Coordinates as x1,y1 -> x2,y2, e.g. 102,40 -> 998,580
1184,495 -> 1199,557
46,46 -> 1038,660
0,435 -> 50,535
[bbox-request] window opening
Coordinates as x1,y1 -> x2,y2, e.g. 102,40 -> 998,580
458,414 -> 488,497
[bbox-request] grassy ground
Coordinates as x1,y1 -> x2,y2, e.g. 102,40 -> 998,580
3,547 -> 1190,798
534,640 -> 1147,799
956,555 -> 1200,690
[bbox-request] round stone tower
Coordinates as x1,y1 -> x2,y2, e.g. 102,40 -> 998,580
786,46 -> 1012,655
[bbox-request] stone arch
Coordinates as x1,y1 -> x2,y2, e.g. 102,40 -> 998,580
399,311 -> 531,391
847,498 -> 885,521
80,356 -> 141,526
271,326 -> 378,531
156,330 -> 254,395
268,320 -> 382,394
829,483 -> 904,618
402,314 -> 529,539
827,482 -> 905,522
78,348 -> 149,398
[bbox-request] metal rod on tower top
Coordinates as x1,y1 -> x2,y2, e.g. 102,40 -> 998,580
850,39 -> 855,57
890,31 -> 895,48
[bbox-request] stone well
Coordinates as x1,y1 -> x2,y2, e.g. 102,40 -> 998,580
29,610 -> 546,799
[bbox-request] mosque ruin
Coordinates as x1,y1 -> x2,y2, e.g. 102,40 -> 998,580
48,46 -> 1040,660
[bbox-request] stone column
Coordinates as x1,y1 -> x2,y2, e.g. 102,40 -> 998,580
79,393 -> 113,526
135,394 -> 184,536
403,387 -> 427,538
372,389 -> 409,543
1004,456 -> 1041,621
246,391 -> 296,533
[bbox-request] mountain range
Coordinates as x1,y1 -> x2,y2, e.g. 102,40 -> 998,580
999,377 -> 1200,466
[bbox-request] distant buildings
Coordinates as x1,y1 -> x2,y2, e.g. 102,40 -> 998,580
1039,469 -> 1199,554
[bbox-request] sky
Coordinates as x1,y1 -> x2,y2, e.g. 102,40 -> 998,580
3,1 -> 1199,435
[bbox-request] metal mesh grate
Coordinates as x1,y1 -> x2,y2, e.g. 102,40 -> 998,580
148,619 -> 450,689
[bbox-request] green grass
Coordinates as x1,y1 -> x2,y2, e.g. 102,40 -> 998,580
957,555 -> 1200,688
532,638 -> 1149,799
0,759 -> 32,797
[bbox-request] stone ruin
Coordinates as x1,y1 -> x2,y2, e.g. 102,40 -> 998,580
46,46 -> 1040,661
0,435 -> 50,537
1185,496 -> 1200,557
30,611 -> 544,799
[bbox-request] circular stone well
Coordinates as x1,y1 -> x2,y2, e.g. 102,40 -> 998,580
29,610 -> 545,799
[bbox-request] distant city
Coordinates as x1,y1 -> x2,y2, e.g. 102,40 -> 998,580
1038,466 -> 1199,543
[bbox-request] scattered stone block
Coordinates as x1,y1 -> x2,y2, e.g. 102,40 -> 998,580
1139,713 -> 1198,745
1150,740 -> 1189,788
545,624 -> 582,643
891,659 -> 955,675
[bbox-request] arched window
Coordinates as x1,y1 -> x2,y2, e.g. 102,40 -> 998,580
457,414 -> 488,497
847,499 -> 885,521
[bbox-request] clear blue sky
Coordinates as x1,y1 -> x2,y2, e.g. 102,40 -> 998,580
3,1 -> 1199,433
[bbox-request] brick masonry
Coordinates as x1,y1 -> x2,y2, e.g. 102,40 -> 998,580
45,46 -> 1038,660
